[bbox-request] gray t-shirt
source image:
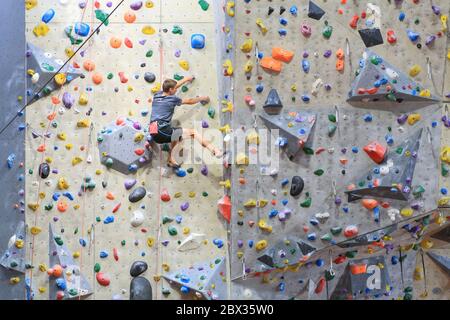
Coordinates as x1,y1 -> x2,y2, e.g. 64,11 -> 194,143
150,91 -> 182,123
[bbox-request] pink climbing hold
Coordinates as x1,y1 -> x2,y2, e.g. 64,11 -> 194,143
118,72 -> 128,83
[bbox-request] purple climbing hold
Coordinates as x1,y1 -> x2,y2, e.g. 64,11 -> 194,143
180,202 -> 189,211
124,179 -> 137,190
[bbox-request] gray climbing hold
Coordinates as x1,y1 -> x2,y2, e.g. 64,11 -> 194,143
39,162 -> 50,179
130,261 -> 148,277
129,187 -> 146,203
144,72 -> 156,83
130,277 -> 153,300
290,176 -> 304,197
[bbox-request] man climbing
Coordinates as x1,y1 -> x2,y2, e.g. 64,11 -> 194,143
149,77 -> 223,168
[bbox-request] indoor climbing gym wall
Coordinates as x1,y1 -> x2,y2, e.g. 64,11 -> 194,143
16,0 -> 228,300
228,0 -> 450,300
1,0 -> 450,302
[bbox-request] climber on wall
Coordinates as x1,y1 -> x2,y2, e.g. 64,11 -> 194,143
149,77 -> 223,169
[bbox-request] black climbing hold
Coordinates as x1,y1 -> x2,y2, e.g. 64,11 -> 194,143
130,277 -> 153,300
144,72 -> 156,83
358,28 -> 384,48
290,176 -> 304,197
268,6 -> 274,15
38,163 -> 50,179
280,6 -> 286,15
130,261 -> 148,277
308,1 -> 325,20
129,187 -> 147,203
263,89 -> 283,115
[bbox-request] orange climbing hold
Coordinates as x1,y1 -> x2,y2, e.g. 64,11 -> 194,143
218,195 -> 231,223
106,192 -> 115,200
92,73 -> 103,85
362,199 -> 378,210
47,112 -> 56,121
110,37 -> 122,49
37,144 -> 46,152
336,48 -> 345,71
51,96 -> 61,105
47,264 -> 63,277
272,47 -> 294,63
83,59 -> 96,72
56,200 -> 68,213
350,263 -> 367,275
363,141 -> 387,164
124,11 -> 136,23
260,57 -> 282,73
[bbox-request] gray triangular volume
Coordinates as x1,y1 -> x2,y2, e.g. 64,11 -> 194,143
308,1 -> 325,20
347,49 -> 439,107
26,42 -> 82,105
263,89 -> 283,115
337,224 -> 397,248
430,225 -> 450,243
259,111 -> 316,160
0,221 -> 27,273
48,223 -> 92,300
346,128 -> 423,202
427,251 -> 450,275
358,28 -> 384,48
256,237 -> 316,271
331,256 -> 391,300
163,257 -> 227,300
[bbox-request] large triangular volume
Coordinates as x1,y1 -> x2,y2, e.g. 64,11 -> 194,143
337,224 -> 397,248
26,42 -> 82,105
259,111 -> 316,160
0,221 -> 27,273
427,251 -> 450,275
48,223 -> 92,300
256,237 -> 316,271
430,225 -> 450,243
346,128 -> 423,202
347,50 -> 439,107
163,257 -> 227,300
331,256 -> 391,300
358,28 -> 384,48
308,1 -> 325,20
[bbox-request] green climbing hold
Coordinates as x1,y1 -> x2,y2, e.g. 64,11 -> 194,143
105,158 -> 114,167
328,124 -> 337,137
29,169 -> 33,174
325,270 -> 335,281
181,85 -> 188,93
345,250 -> 358,258
208,106 -> 215,119
328,114 -> 336,123
54,236 -> 63,246
168,226 -> 178,236
162,288 -> 171,295
320,233 -> 332,241
121,240 -> 126,246
396,147 -> 403,155
322,25 -> 333,39
187,168 -> 194,174
300,193 -> 312,208
198,0 -> 209,11
74,227 -> 78,235
422,215 -> 430,225
370,55 -> 380,65
68,289 -> 78,296
107,73 -> 113,80
172,25 -> 183,35
173,74 -> 184,81
202,191 -> 208,197
314,169 -> 324,176
386,93 -> 397,102
45,203 -> 53,211
96,216 -> 101,222
163,216 -> 174,224
303,147 -> 314,155
442,163 -> 449,177
95,10 -> 109,26
146,50 -> 154,58
10,261 -> 18,268
94,263 -> 101,273
330,227 -> 342,235
412,185 -> 425,198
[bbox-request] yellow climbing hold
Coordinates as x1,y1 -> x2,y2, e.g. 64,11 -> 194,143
420,239 -> 433,249
244,199 -> 256,208
73,251 -> 80,259
162,263 -> 170,272
236,153 -> 249,166
30,226 -> 42,235
182,227 -> 190,235
258,219 -> 272,233
38,287 -> 46,293
441,15 -> 448,32
414,267 -> 423,281
258,199 -> 268,208
25,0 -> 37,10
45,157 -> 52,163
237,251 -> 244,259
65,144 -> 73,150
223,59 -> 233,76
142,26 -> 156,35
219,179 -> 231,189
409,64 -> 421,77
145,1 -> 154,8
10,277 -> 20,284
54,73 -> 67,86
246,131 -> 260,145
33,23 -> 50,37
28,203 -> 39,211
188,192 -> 196,198
147,237 -> 155,247
221,101 -> 233,113
77,119 -> 90,128
256,240 -> 268,251
134,132 -> 144,142
15,239 -> 24,249
174,192 -> 182,198
58,178 -> 69,190
179,60 -> 190,71
226,1 -> 235,17
78,92 -> 88,105
440,147 -> 450,164
419,89 -> 431,97
65,47 -> 75,58
57,132 -> 67,141
244,60 -> 253,73
407,113 -> 421,125
72,157 -> 83,166
256,18 -> 268,35
219,124 -> 231,133
151,83 -> 161,93
38,264 -> 47,272
240,38 -> 253,53
400,207 -> 413,217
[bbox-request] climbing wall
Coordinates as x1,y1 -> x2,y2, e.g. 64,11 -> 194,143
228,0 -> 450,300
23,0 -> 228,300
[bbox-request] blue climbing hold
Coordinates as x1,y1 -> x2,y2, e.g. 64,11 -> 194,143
279,18 -> 288,26
175,168 -> 187,177
191,34 -> 205,49
256,84 -> 264,93
99,250 -> 109,258
407,29 -> 420,42
104,215 -> 115,224
74,22 -> 90,36
302,59 -> 310,73
180,286 -> 190,294
307,233 -> 317,241
56,278 -> 67,290
290,6 -> 298,16
315,259 -> 324,267
399,12 -> 406,21
42,9 -> 55,24
7,153 -> 16,169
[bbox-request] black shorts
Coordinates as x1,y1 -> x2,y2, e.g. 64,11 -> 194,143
151,121 -> 183,144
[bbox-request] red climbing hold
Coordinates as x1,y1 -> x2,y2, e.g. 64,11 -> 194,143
112,203 -> 121,213
134,148 -> 145,156
96,272 -> 110,286
113,248 -> 119,261
161,188 -> 171,202
315,278 -> 325,294
218,195 -> 231,223
349,15 -> 359,29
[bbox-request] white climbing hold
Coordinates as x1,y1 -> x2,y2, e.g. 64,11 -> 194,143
177,233 -> 206,252
131,211 -> 145,227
